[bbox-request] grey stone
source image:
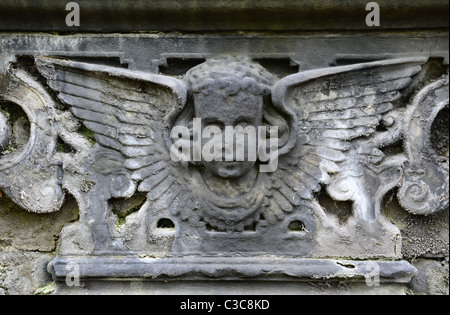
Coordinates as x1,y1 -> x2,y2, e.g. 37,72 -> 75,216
0,195 -> 79,252
0,33 -> 448,75
15,54 -> 441,261
384,191 -> 449,260
0,0 -> 448,32
0,249 -> 54,295
398,76 -> 449,215
2,50 -> 449,293
0,2 -> 448,295
409,259 -> 449,295
54,280 -> 409,295
51,256 -> 417,282
0,110 -> 10,152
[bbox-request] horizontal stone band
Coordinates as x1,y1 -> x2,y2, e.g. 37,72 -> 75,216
51,256 -> 417,284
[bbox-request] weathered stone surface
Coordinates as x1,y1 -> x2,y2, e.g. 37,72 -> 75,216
0,195 -> 79,251
409,258 -> 449,295
0,1 -> 448,296
384,195 -> 449,260
1,33 -> 448,75
0,111 -> 10,152
55,280 -> 409,295
0,249 -> 54,295
0,195 -> 78,295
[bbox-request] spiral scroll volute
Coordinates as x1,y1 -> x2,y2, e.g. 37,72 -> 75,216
0,67 -> 65,213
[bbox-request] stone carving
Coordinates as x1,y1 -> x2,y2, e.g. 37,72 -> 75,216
0,110 -> 10,152
398,76 -> 449,215
0,68 -> 66,213
1,54 -> 448,286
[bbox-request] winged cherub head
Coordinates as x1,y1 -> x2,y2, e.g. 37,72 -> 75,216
180,56 -> 295,180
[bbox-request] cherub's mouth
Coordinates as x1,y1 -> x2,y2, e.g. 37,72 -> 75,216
218,161 -> 245,167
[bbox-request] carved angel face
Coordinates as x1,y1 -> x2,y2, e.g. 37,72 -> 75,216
181,56 -> 296,180
194,89 -> 263,179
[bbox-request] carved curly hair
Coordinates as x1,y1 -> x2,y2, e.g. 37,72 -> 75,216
174,56 -> 295,157
184,56 -> 278,97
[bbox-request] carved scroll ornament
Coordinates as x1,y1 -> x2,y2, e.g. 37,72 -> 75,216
398,76 -> 449,215
0,68 -> 66,213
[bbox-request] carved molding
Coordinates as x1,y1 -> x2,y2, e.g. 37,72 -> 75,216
0,0 -> 448,32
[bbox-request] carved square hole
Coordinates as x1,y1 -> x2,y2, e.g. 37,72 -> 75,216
159,58 -> 206,76
253,58 -> 299,77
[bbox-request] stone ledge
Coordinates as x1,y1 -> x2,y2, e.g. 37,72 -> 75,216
0,0 -> 448,32
51,256 -> 417,283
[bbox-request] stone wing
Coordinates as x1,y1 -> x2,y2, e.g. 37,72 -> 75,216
268,57 -> 428,218
36,56 -> 189,199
